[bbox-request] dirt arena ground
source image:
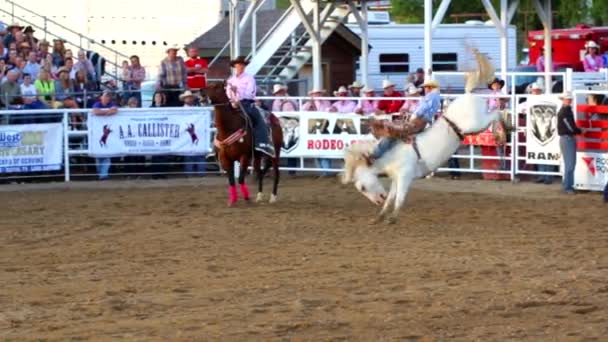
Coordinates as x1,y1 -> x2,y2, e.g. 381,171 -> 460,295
1,176 -> 607,341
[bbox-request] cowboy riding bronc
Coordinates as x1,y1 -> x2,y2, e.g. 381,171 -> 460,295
364,79 -> 442,165
225,56 -> 275,157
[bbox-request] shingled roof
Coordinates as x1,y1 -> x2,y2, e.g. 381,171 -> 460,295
187,9 -> 364,55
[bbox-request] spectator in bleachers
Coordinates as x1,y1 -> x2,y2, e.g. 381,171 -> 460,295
34,68 -> 55,107
157,45 -> 187,107
0,69 -> 21,108
6,48 -> 17,68
123,96 -> 144,177
536,47 -> 555,72
399,83 -> 421,116
23,51 -> 41,81
123,55 -> 145,106
0,40 -> 6,59
23,26 -> 37,49
63,57 -> 75,78
37,40 -> 50,62
3,23 -> 23,47
302,88 -> 331,111
354,86 -> 377,115
51,39 -> 66,67
64,49 -> 73,61
42,54 -> 56,78
375,80 -> 404,115
149,91 -> 170,178
185,47 -> 208,98
74,49 -> 96,81
348,81 -> 364,97
91,91 -> 118,180
583,41 -> 604,72
18,41 -> 31,59
0,59 -> 6,81
329,86 -> 356,113
21,73 -> 48,111
73,69 -> 97,108
271,84 -> 297,111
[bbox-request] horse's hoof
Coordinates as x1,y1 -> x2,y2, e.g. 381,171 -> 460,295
369,215 -> 384,225
256,193 -> 264,203
385,216 -> 398,225
269,194 -> 277,204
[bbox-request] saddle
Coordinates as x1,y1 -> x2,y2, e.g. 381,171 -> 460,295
371,118 -> 428,143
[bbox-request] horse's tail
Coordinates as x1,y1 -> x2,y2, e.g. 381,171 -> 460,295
464,45 -> 495,93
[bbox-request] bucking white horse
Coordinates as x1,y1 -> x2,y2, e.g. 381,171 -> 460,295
341,48 -> 511,224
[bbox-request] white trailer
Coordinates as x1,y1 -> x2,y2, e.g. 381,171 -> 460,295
346,18 -> 518,93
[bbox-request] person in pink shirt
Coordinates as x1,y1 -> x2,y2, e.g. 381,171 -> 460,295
271,84 -> 298,111
399,83 -> 421,116
583,40 -> 604,72
354,87 -> 377,115
329,86 -> 356,113
487,77 -> 507,111
302,88 -> 331,111
536,47 -> 555,72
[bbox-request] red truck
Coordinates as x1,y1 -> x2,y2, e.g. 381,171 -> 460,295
527,24 -> 608,71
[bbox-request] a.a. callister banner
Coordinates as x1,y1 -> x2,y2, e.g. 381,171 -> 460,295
274,111 -> 389,158
88,108 -> 212,157
0,123 -> 63,173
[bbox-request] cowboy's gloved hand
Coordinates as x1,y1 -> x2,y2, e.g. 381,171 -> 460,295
230,101 -> 239,109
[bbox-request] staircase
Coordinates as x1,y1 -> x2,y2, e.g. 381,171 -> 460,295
245,1 -> 351,85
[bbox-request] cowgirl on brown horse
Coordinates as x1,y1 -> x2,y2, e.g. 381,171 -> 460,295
207,56 -> 283,206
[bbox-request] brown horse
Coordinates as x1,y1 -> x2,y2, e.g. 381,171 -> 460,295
207,81 -> 283,206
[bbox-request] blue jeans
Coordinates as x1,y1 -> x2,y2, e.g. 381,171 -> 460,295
184,155 -> 205,175
318,158 -> 331,176
370,138 -> 398,159
603,180 -> 608,202
448,158 -> 461,176
559,135 -> 577,192
536,164 -> 553,183
96,158 -> 111,180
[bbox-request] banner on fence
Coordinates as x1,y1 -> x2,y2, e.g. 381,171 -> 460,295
0,123 -> 63,173
523,96 -> 562,165
574,151 -> 608,191
275,112 -> 384,158
88,108 -> 212,157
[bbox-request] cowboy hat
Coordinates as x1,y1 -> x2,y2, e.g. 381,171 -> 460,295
229,56 -> 249,66
179,90 -> 196,99
7,23 -> 23,31
361,86 -> 375,94
308,88 -> 325,95
166,44 -> 182,52
24,26 -> 35,33
406,84 -> 420,95
488,77 -> 505,89
529,82 -> 544,91
558,91 -> 573,100
382,79 -> 396,89
272,84 -> 288,94
333,86 -> 348,96
348,80 -> 364,89
585,40 -> 599,49
422,79 -> 440,88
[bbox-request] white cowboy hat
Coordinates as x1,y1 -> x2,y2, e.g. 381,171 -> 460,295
179,90 -> 196,99
308,88 -> 325,95
406,84 -> 420,95
530,82 -> 544,91
333,86 -> 349,96
348,80 -> 364,89
272,84 -> 287,95
422,79 -> 440,89
361,86 -> 375,94
585,40 -> 599,49
382,80 -> 396,89
167,44 -> 182,52
559,91 -> 573,99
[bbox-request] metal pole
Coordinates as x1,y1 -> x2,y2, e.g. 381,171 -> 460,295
63,111 -> 70,182
252,3 -> 257,56
500,0 -> 508,92
544,0 -> 552,93
234,1 -> 241,58
361,0 -> 369,86
312,0 -> 322,90
424,0 -> 432,79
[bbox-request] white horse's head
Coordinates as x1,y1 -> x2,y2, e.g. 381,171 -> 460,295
342,142 -> 388,206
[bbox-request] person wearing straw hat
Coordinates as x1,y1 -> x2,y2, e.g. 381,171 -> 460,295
556,91 -> 582,194
179,89 -> 197,106
375,79 -> 404,115
329,86 -> 356,113
487,77 -> 507,111
365,79 -> 441,165
157,44 -> 187,106
226,55 -> 275,157
354,86 -> 377,115
271,84 -> 297,111
3,23 -> 23,47
348,80 -> 364,97
302,88 -> 331,111
583,40 -> 604,72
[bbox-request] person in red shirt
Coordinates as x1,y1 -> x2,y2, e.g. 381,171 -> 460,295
185,47 -> 209,98
375,80 -> 404,115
